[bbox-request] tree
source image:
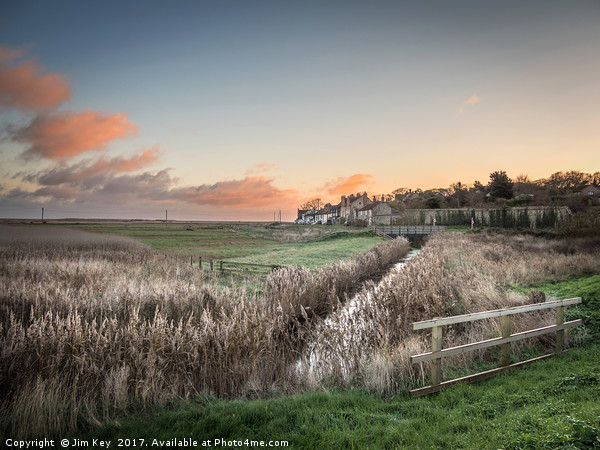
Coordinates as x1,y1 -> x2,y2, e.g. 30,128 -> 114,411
392,187 -> 410,196
544,171 -> 590,194
514,173 -> 539,196
425,196 -> 441,209
487,171 -> 514,200
300,198 -> 321,210
449,181 -> 467,207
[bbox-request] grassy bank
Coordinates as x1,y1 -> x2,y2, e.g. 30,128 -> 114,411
79,272 -> 600,449
79,347 -> 599,449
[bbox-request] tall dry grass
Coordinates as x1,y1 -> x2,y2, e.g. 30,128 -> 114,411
297,232 -> 599,394
0,226 -> 409,438
2,224 -> 596,437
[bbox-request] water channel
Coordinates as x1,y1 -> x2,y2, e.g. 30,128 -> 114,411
296,247 -> 421,379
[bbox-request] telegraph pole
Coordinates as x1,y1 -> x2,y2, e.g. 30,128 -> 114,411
165,210 -> 168,228
41,207 -> 44,222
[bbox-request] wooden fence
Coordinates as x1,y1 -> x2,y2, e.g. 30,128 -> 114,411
374,225 -> 447,238
409,297 -> 582,397
189,255 -> 282,274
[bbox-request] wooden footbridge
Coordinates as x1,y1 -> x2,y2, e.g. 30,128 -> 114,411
373,225 -> 446,239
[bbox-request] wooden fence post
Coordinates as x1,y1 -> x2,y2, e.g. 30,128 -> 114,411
199,256 -> 202,270
501,314 -> 511,366
219,260 -> 224,272
431,324 -> 443,385
210,259 -> 213,271
190,255 -> 193,266
556,306 -> 564,353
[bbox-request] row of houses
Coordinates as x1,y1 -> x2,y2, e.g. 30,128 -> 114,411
297,192 -> 402,225
297,185 -> 600,226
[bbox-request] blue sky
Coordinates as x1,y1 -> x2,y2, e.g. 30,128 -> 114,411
1,1 -> 599,219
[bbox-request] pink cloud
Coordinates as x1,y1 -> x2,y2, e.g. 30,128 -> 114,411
0,45 -> 71,111
11,164 -> 296,211
12,109 -> 138,159
33,146 -> 161,186
245,162 -> 277,175
323,173 -> 375,196
175,176 -> 298,208
458,94 -> 480,114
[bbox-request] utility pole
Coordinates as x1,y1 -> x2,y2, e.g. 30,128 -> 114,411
165,210 -> 168,228
41,207 -> 44,222
279,210 -> 281,224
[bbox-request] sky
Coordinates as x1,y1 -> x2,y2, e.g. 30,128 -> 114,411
1,0 -> 599,221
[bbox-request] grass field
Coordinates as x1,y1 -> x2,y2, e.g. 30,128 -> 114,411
59,222 -> 385,268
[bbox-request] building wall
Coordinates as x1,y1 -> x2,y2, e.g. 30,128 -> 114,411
350,194 -> 371,220
372,203 -> 401,225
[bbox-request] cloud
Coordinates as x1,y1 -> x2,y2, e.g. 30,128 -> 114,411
458,94 -> 480,114
11,109 -> 138,159
0,45 -> 71,111
93,170 -> 176,205
27,146 -> 161,186
245,162 -> 277,175
323,173 -> 375,196
8,163 -> 296,211
173,176 -> 298,208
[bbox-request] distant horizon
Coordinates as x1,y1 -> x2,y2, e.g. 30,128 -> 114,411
1,1 -> 599,221
0,166 -> 598,221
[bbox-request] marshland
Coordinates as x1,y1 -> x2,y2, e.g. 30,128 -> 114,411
1,221 -> 599,447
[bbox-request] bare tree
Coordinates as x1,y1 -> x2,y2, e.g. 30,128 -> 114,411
300,198 -> 321,210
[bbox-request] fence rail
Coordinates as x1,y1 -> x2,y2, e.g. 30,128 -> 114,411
189,255 -> 282,274
374,225 -> 447,238
409,297 -> 582,397
373,228 -> 394,240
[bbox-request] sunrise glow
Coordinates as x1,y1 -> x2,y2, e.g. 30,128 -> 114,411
1,1 -> 598,220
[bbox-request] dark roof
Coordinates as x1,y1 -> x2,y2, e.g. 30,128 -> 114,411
358,201 -> 380,212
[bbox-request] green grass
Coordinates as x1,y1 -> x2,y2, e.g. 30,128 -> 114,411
231,234 -> 383,269
65,223 -> 280,258
64,222 -> 385,269
536,273 -> 600,342
77,345 -> 600,449
75,274 -> 600,449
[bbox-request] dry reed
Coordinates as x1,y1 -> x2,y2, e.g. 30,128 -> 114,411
0,226 -> 409,437
2,225 -> 596,437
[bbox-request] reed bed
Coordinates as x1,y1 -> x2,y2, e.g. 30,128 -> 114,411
298,232 -> 599,394
0,226 -> 409,438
